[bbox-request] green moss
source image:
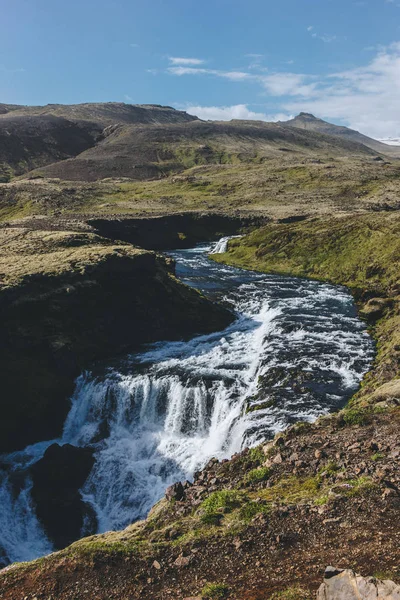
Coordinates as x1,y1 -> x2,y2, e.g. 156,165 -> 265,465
256,475 -> 323,505
248,445 -> 268,464
237,500 -> 270,522
200,513 -> 224,526
318,461 -> 340,479
371,452 -> 385,461
345,476 -> 377,497
200,490 -> 243,515
342,406 -> 372,426
244,466 -> 272,484
202,582 -> 230,598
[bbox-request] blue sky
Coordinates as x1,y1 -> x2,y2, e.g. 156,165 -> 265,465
1,0 -> 400,138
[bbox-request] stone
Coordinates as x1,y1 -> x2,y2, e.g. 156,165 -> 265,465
174,554 -> 192,567
166,481 -> 185,502
152,560 -> 161,570
317,567 -> 400,599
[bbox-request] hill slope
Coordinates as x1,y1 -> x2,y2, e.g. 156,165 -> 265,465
0,102 -> 198,127
284,112 -> 400,156
31,118 -> 377,182
0,114 -> 103,180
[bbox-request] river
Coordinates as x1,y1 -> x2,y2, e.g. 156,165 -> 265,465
0,238 -> 374,566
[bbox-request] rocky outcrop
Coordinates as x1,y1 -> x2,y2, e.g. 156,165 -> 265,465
318,567 -> 400,600
89,213 -> 267,250
0,228 -> 233,453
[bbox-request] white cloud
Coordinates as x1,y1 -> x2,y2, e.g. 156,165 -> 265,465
284,42 -> 400,138
184,103 -> 293,122
260,73 -> 316,97
124,94 -> 133,102
166,42 -> 400,138
168,66 -> 313,97
168,66 -> 252,81
168,57 -> 205,65
307,26 -> 314,31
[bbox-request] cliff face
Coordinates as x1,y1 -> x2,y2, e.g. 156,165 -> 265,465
0,228 -> 233,453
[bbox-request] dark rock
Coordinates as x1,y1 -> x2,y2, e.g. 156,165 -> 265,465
166,482 -> 185,502
30,443 -> 95,549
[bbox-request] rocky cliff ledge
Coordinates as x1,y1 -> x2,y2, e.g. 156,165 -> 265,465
0,228 -> 233,452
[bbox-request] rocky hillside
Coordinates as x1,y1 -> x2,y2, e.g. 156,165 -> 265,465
284,112 -> 400,157
0,103 -> 198,181
0,227 -> 233,453
0,114 -> 103,180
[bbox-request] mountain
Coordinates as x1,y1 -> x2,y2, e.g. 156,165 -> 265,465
281,112 -> 400,157
283,112 -> 400,156
0,103 -> 199,181
26,117 -> 376,182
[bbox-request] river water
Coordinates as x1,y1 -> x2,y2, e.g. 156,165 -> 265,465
0,238 -> 374,566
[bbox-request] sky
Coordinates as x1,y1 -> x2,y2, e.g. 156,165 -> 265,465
1,0 -> 400,139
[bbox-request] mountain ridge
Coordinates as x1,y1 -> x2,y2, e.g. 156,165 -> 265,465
283,112 -> 400,156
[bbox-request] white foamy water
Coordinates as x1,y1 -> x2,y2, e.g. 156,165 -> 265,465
0,238 -> 374,565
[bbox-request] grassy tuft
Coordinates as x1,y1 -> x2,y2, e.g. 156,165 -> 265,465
200,490 -> 243,515
244,466 -> 272,484
268,586 -> 313,600
202,582 -> 230,599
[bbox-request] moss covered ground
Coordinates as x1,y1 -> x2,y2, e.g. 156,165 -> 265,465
1,155 -> 400,222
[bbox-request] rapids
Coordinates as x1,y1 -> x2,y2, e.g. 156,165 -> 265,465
0,239 -> 374,565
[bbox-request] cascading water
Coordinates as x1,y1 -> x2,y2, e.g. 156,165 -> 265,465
0,239 -> 375,566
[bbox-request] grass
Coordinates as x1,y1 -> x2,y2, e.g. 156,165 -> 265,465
345,476 -> 377,497
200,490 -> 243,515
3,152 -> 400,221
244,466 -> 272,484
268,586 -> 313,600
371,452 -> 385,461
202,582 -> 230,598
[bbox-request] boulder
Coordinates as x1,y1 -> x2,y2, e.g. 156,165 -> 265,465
317,566 -> 400,600
166,482 -> 185,502
30,443 -> 95,549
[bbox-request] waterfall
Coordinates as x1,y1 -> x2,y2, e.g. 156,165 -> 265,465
0,238 -> 374,565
